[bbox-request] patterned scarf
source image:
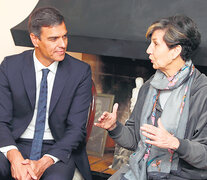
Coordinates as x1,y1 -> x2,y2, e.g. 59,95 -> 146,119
124,60 -> 195,180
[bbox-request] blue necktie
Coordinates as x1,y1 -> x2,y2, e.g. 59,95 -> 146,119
30,68 -> 50,160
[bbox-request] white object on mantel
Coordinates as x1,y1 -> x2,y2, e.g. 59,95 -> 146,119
130,77 -> 144,113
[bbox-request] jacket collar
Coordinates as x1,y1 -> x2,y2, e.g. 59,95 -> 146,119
22,50 -> 70,115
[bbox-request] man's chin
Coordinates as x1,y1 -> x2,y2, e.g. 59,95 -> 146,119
54,55 -> 65,62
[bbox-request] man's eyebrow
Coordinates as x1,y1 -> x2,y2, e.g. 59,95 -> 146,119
47,36 -> 58,40
47,32 -> 68,39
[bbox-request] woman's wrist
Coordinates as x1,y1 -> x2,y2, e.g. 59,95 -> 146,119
170,136 -> 180,150
108,123 -> 117,131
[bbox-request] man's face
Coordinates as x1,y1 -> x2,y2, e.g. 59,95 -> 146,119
31,22 -> 68,66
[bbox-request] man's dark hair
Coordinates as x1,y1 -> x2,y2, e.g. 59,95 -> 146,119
28,7 -> 65,39
146,15 -> 201,61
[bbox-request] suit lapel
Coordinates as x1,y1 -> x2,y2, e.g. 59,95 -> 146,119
22,51 -> 36,109
49,60 -> 69,115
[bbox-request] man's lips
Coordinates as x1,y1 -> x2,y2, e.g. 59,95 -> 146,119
55,50 -> 65,55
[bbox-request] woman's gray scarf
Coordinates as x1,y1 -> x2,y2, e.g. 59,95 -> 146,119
124,60 -> 195,180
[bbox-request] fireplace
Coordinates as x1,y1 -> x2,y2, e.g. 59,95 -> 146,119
81,54 -> 154,125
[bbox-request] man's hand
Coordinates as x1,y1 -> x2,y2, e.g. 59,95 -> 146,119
7,149 -> 37,180
22,156 -> 54,180
94,103 -> 118,131
140,118 -> 180,150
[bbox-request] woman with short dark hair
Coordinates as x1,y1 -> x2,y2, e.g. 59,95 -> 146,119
95,15 -> 207,180
146,15 -> 200,61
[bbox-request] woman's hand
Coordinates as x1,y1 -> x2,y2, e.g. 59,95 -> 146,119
94,103 -> 118,131
140,118 -> 180,150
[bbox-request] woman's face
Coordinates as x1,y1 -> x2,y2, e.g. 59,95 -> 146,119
146,29 -> 174,72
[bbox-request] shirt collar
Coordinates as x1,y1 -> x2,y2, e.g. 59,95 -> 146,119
33,51 -> 59,74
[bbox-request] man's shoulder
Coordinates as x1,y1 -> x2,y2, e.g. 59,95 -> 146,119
3,50 -> 33,64
64,53 -> 90,69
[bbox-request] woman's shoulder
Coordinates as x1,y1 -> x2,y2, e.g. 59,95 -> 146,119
191,68 -> 207,95
137,75 -> 154,99
140,75 -> 154,90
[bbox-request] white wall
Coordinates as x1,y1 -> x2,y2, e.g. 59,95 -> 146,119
0,0 -> 39,63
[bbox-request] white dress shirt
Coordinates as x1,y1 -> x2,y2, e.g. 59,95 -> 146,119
0,51 -> 59,163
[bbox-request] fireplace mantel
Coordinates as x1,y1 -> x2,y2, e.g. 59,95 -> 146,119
11,0 -> 207,66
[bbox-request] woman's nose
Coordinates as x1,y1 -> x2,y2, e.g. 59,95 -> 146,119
146,44 -> 152,55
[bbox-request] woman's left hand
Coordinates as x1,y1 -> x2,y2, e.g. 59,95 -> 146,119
140,118 -> 180,150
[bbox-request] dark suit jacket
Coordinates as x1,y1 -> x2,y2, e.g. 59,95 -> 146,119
0,50 -> 92,180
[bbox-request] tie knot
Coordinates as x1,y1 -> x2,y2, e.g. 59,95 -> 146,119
42,69 -> 50,78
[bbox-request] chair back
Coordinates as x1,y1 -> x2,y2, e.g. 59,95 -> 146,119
86,80 -> 96,142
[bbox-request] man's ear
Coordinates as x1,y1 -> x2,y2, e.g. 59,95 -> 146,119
30,33 -> 39,47
171,45 -> 182,60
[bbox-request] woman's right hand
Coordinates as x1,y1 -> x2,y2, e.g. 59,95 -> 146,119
94,103 -> 118,131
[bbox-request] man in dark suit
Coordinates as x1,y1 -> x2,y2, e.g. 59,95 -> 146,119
0,7 -> 92,180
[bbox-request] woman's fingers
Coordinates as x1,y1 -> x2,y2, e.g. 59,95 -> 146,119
112,103 -> 119,114
94,103 -> 119,130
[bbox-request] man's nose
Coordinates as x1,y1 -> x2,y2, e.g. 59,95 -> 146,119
58,38 -> 67,48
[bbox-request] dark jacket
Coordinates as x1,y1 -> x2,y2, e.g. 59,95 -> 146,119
0,50 -> 92,180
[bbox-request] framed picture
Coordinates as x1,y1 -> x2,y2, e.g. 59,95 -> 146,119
86,93 -> 115,157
